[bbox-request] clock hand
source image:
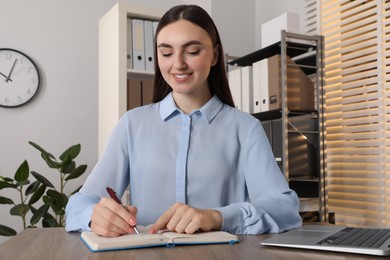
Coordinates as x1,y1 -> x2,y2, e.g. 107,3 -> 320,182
0,71 -> 12,81
6,59 -> 17,82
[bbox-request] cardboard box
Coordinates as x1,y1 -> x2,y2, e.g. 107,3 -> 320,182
262,55 -> 315,111
261,12 -> 300,48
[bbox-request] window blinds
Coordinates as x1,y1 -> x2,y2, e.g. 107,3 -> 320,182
304,0 -> 320,35
320,0 -> 390,227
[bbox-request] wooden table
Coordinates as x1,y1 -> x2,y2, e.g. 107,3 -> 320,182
0,228 -> 382,259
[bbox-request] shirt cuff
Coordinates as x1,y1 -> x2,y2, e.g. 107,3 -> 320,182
213,205 -> 241,234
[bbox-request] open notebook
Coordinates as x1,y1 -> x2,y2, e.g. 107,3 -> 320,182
261,225 -> 390,256
81,225 -> 239,252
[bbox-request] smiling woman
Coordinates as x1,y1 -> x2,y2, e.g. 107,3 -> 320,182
0,48 -> 40,108
65,4 -> 302,238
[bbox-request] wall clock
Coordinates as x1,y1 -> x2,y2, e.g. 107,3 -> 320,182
0,48 -> 40,108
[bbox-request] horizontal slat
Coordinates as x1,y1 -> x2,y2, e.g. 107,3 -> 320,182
326,138 -> 383,148
328,199 -> 384,212
340,0 -> 377,19
341,61 -> 378,76
327,177 -> 385,186
326,115 -> 380,127
341,83 -> 378,97
340,31 -> 377,48
340,69 -> 377,83
327,163 -> 384,171
326,148 -> 384,156
325,95 -> 378,108
341,38 -> 378,54
326,124 -> 381,133
330,77 -> 377,92
326,169 -> 384,177
340,16 -> 377,36
341,53 -> 377,68
327,132 -> 380,141
328,190 -> 384,199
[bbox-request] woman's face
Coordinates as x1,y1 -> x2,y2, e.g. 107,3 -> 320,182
156,19 -> 218,99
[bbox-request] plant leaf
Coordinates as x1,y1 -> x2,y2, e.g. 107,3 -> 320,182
42,194 -> 51,205
31,171 -> 54,188
25,180 -> 40,196
0,180 -> 16,189
65,164 -> 87,181
47,190 -> 68,214
30,204 -> 50,226
59,144 -> 81,161
43,211 -> 56,220
0,196 -> 14,204
0,224 -> 17,236
0,176 -> 14,183
41,153 -> 61,169
14,160 -> 29,183
61,159 -> 75,174
42,218 -> 59,227
29,141 -> 55,159
30,205 -> 37,214
10,204 -> 30,217
15,179 -> 30,187
28,184 -> 46,205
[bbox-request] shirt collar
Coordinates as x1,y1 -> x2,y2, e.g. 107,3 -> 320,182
198,95 -> 223,123
159,92 -> 224,123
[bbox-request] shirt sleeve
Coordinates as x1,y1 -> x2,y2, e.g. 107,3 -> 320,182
65,113 -> 131,232
65,192 -> 98,232
214,120 -> 302,235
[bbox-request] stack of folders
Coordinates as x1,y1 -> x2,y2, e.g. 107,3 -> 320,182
127,18 -> 159,72
228,54 -> 314,114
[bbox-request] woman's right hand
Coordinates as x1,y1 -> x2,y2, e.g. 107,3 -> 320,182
90,197 -> 138,237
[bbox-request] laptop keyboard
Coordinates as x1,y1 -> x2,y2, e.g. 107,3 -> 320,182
317,227 -> 390,248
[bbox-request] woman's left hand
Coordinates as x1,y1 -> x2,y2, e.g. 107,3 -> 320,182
149,202 -> 222,234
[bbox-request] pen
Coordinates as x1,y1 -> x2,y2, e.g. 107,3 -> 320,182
106,187 -> 140,235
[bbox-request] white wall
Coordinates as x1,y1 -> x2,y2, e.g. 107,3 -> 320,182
212,0 -> 255,57
0,0 -> 304,245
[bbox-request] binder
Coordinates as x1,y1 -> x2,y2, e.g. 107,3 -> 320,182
127,19 -> 133,69
252,60 -> 262,113
259,59 -> 269,112
241,66 -> 253,113
144,20 -> 154,72
132,19 -> 146,70
228,68 -> 242,110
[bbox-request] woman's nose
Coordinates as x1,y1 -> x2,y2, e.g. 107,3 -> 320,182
173,54 -> 187,69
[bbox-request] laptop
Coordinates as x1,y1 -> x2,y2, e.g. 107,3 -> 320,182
260,225 -> 390,256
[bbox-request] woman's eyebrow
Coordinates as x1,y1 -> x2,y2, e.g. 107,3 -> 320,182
157,40 -> 203,49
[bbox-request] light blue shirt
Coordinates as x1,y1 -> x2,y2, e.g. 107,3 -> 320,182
65,93 -> 302,234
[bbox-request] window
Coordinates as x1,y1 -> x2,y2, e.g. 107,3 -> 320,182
320,0 -> 390,227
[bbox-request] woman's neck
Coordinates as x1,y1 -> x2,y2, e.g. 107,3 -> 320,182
172,90 -> 212,114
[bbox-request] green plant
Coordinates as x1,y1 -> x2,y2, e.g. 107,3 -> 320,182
0,160 -> 37,236
0,142 -> 87,236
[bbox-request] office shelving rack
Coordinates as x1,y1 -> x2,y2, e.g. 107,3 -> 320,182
229,31 -> 328,222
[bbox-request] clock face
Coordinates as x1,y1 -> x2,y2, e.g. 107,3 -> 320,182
0,48 -> 40,108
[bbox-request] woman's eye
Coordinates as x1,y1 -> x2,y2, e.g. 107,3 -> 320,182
187,50 -> 200,55
161,53 -> 173,57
